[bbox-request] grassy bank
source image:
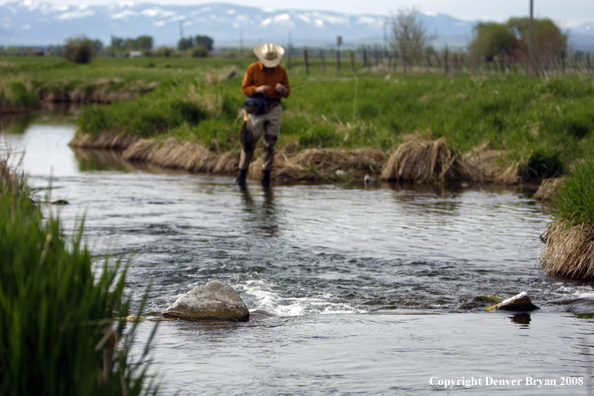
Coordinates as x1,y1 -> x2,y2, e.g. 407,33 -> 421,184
539,160 -> 594,279
4,56 -> 594,182
0,149 -> 158,395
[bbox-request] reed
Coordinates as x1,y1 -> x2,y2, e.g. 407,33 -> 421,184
380,136 -> 453,182
0,151 -> 158,395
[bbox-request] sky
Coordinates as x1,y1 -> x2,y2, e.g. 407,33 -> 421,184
40,0 -> 594,27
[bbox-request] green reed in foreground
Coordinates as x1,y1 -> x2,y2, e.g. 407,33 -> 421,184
551,160 -> 594,226
0,183 -> 158,396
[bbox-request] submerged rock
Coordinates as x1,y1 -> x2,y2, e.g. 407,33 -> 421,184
457,295 -> 503,310
484,292 -> 539,312
162,280 -> 249,322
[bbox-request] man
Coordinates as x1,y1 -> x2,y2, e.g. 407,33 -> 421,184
237,42 -> 290,187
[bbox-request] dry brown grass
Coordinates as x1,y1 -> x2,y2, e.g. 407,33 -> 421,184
533,178 -> 564,201
69,131 -> 140,150
246,147 -> 386,181
538,220 -> 594,280
460,143 -> 507,183
380,136 -> 454,182
379,137 -> 520,184
121,137 -> 239,175
69,130 -> 536,185
0,144 -> 23,194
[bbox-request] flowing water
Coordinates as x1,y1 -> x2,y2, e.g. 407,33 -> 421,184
3,116 -> 594,395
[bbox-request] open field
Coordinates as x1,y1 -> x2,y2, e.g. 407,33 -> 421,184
2,56 -> 594,182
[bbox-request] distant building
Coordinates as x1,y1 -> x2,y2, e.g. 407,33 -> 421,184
129,51 -> 143,58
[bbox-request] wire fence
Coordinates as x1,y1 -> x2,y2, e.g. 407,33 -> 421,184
282,46 -> 594,76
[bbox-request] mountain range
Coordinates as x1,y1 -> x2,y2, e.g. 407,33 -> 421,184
1,0 -> 592,50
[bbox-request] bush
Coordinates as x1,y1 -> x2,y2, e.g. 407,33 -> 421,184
191,46 -> 208,58
0,185 -> 158,396
63,36 -> 97,64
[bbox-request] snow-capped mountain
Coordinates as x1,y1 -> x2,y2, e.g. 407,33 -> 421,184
0,0 -> 591,49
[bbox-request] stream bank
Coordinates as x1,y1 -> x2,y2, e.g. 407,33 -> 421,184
70,131 -> 534,185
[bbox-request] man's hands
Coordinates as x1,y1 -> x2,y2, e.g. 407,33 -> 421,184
275,83 -> 287,95
255,85 -> 271,94
254,84 -> 287,96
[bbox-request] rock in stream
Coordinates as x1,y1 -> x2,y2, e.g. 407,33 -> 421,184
162,280 -> 250,322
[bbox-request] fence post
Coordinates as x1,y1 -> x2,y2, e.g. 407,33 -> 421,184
320,50 -> 325,73
444,46 -> 449,75
362,47 -> 368,68
393,51 -> 397,72
350,50 -> 355,72
375,45 -> 380,66
336,50 -> 341,72
304,49 -> 309,74
287,49 -> 291,71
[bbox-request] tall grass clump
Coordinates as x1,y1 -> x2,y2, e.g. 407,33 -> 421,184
550,160 -> 594,226
539,160 -> 594,279
519,148 -> 565,182
0,78 -> 40,113
0,156 -> 158,395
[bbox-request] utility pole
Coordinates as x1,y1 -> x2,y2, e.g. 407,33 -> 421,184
383,17 -> 388,58
179,20 -> 184,41
528,0 -> 534,75
239,30 -> 243,55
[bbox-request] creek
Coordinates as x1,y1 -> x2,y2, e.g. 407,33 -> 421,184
2,116 -> 594,395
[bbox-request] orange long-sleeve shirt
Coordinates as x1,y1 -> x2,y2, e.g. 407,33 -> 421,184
241,61 -> 290,101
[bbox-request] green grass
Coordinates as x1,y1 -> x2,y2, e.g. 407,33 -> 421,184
0,167 -> 158,395
551,160 -> 594,226
4,56 -> 594,177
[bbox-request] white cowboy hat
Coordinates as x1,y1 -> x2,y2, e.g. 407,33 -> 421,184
253,43 -> 285,68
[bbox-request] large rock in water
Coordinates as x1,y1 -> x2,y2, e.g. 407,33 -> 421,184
162,280 -> 249,322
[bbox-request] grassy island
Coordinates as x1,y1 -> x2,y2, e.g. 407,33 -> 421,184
2,56 -> 594,183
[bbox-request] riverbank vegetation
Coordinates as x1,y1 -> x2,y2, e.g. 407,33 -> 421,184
0,149 -> 158,395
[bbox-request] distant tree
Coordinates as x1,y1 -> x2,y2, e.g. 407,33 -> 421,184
178,37 -> 193,51
390,7 -> 436,72
110,35 -> 125,52
128,35 -> 154,51
109,35 -> 153,55
470,22 -> 515,61
178,35 -> 214,52
194,35 -> 213,51
507,17 -> 568,64
62,35 -> 98,64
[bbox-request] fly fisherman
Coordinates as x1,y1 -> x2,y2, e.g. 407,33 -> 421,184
237,43 -> 290,187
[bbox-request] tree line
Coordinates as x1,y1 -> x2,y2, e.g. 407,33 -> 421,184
50,34 -> 215,63
389,7 -> 570,74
